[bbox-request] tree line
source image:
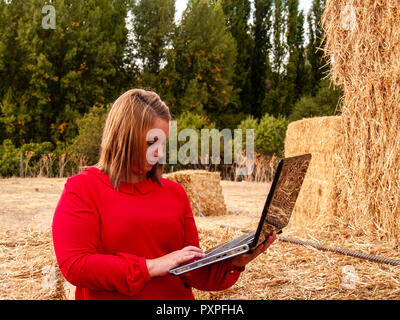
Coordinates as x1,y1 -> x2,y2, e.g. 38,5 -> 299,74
0,0 -> 341,178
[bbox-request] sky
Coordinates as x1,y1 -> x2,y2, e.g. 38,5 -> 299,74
175,0 -> 313,23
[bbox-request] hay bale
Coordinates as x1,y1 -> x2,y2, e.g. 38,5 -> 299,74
0,227 -> 68,300
322,0 -> 400,244
284,116 -> 342,229
163,170 -> 227,216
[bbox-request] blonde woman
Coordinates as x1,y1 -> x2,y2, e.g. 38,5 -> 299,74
52,88 -> 276,300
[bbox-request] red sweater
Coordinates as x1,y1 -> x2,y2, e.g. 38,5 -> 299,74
52,167 -> 244,300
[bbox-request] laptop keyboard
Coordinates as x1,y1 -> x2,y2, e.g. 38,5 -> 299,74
205,232 -> 255,256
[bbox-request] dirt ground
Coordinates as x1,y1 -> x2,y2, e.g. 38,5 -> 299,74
1,177 -> 400,300
0,177 -> 66,231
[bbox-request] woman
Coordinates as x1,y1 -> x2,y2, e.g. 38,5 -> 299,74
52,88 -> 276,300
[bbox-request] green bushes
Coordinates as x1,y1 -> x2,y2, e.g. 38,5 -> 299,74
0,138 -> 89,178
0,139 -> 20,177
0,140 -> 56,177
167,111 -> 216,170
175,111 -> 215,132
289,80 -> 342,122
19,142 -> 53,162
238,114 -> 289,158
0,102 -> 112,177
70,104 -> 111,165
256,114 -> 288,157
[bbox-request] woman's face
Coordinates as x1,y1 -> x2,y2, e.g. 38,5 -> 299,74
133,118 -> 170,176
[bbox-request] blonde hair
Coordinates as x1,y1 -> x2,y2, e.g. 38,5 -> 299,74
95,88 -> 171,191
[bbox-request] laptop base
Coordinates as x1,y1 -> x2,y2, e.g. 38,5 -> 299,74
169,233 -> 255,276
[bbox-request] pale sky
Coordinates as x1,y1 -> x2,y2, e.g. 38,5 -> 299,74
175,0 -> 313,23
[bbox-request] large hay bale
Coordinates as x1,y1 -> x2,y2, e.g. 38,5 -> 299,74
163,170 -> 227,216
322,0 -> 400,244
284,116 -> 342,229
0,227 -> 68,300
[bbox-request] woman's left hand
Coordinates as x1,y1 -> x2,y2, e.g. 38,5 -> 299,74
231,231 -> 277,268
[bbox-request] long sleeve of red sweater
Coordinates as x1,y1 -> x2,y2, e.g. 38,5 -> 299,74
52,167 -> 244,300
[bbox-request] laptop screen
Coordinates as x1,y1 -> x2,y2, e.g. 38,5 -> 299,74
251,153 -> 312,247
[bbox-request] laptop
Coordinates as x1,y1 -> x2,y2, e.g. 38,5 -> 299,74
169,153 -> 312,276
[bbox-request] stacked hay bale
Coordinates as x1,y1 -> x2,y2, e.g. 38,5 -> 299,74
163,170 -> 227,216
284,116 -> 342,229
322,0 -> 400,244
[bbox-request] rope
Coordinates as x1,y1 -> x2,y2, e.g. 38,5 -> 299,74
216,223 -> 400,266
278,236 -> 400,266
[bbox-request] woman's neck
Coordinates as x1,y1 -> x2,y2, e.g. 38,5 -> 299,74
128,173 -> 147,184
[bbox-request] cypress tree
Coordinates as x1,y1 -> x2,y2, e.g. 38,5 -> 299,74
220,0 -> 254,117
263,0 -> 286,117
282,0 -> 298,116
249,0 -> 273,119
294,10 -> 307,101
130,0 -> 176,91
306,0 -> 327,96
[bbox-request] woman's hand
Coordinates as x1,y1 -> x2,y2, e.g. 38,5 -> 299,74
231,231 -> 277,268
146,246 -> 205,278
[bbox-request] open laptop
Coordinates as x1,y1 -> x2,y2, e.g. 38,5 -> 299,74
169,153 -> 312,276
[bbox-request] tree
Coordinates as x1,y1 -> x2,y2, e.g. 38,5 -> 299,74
249,0 -> 273,119
293,10 -> 308,101
281,0 -> 298,116
0,0 -> 129,146
306,0 -> 328,95
220,0 -> 254,117
0,0 -> 30,145
281,0 -> 308,116
130,0 -> 175,91
160,0 -> 238,128
262,0 -> 287,117
271,0 -> 286,80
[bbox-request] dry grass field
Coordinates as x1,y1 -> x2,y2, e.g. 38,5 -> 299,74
1,178 -> 400,300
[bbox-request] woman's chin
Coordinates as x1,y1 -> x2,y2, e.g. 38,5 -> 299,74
131,163 -> 155,176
